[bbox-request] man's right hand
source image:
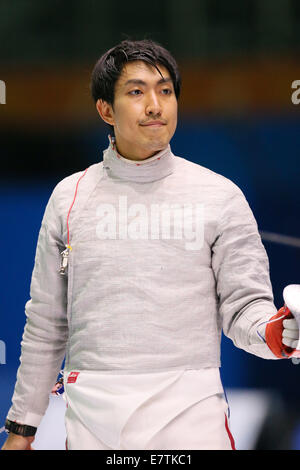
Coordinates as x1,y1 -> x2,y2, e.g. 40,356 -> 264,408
1,433 -> 35,450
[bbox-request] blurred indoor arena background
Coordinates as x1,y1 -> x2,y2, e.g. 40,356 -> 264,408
1,0 -> 300,450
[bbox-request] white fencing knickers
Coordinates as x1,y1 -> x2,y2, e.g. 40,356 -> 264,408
63,368 -> 235,450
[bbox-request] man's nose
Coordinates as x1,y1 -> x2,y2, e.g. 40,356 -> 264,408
145,91 -> 162,116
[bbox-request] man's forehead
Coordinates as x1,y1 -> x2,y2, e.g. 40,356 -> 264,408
117,61 -> 171,86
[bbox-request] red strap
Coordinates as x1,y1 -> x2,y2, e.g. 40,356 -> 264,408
224,414 -> 236,450
265,306 -> 296,358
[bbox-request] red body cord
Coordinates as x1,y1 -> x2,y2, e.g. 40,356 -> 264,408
66,168 -> 88,247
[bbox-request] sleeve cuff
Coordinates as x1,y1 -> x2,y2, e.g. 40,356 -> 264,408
6,410 -> 44,428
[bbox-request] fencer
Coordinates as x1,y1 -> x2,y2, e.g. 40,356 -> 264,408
2,39 -> 300,451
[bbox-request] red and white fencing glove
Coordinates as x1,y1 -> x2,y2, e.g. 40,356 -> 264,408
265,305 -> 300,359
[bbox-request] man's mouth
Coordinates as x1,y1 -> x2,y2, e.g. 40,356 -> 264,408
140,120 -> 166,127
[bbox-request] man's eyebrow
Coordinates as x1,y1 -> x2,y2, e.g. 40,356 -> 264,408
123,77 -> 173,87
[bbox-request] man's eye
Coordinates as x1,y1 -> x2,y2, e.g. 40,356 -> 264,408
129,89 -> 142,96
162,88 -> 172,95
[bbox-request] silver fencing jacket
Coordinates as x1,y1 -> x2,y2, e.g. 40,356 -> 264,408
7,138 -> 278,427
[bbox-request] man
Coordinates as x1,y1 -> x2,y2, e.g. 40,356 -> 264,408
2,39 -> 300,450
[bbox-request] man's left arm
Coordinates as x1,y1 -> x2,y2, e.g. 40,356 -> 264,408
211,185 -> 299,360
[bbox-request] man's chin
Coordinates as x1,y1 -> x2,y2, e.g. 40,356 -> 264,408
142,138 -> 169,156
115,135 -> 171,161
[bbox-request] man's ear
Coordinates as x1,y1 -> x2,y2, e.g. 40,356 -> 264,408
96,99 -> 115,126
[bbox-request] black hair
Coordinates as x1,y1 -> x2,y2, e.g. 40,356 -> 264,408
90,39 -> 181,107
